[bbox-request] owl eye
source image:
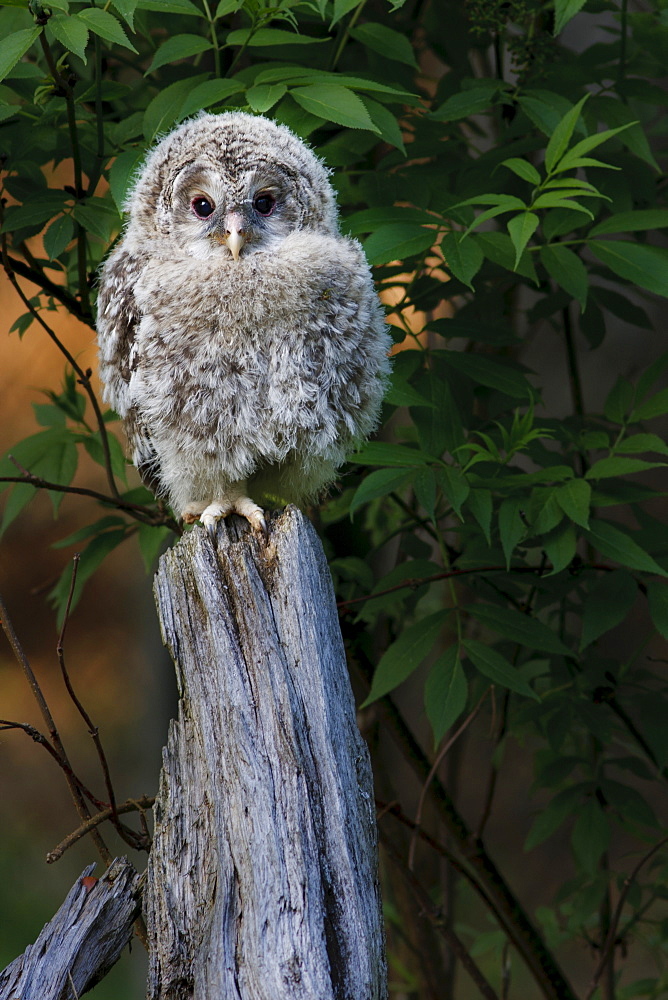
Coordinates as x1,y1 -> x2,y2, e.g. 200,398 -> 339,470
253,192 -> 276,217
191,196 -> 214,219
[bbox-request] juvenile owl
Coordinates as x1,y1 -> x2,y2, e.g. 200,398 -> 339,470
97,112 -> 391,533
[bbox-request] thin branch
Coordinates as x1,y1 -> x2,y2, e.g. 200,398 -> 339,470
584,836 -> 668,1000
3,253 -> 94,325
56,556 -> 145,852
338,563 -> 613,611
0,472 -> 180,533
1,234 -> 119,501
0,593 -> 112,863
0,719 -> 106,809
379,828 -> 501,1000
47,795 -> 155,863
408,688 -> 489,870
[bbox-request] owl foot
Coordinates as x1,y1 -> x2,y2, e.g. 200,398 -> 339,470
182,498 -> 267,537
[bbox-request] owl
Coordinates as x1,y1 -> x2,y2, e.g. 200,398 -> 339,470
97,112 -> 391,534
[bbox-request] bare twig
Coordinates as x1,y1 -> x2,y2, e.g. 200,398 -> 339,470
3,254 -> 93,324
0,593 -> 112,863
408,688 -> 489,870
584,836 -> 668,1000
0,472 -> 180,533
56,556 -> 147,852
337,563 -> 614,611
1,228 -> 118,499
379,828 -> 501,1000
0,719 -> 105,809
47,796 -> 155,863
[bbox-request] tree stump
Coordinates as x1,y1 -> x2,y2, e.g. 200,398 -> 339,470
0,858 -> 141,1000
145,506 -> 386,1000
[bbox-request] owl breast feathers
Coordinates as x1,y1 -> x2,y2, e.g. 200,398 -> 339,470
96,111 -> 391,533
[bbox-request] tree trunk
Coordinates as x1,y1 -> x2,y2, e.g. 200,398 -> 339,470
0,858 -> 141,1000
145,506 -> 386,1000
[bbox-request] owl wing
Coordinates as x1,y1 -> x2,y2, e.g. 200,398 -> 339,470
96,249 -> 162,495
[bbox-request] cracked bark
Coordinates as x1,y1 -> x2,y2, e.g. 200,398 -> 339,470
145,506 -> 386,1000
0,858 -> 142,1000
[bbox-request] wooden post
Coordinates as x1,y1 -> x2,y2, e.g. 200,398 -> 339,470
0,858 -> 142,1000
145,506 -> 386,999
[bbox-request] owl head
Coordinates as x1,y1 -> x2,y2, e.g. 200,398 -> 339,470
125,112 -> 339,261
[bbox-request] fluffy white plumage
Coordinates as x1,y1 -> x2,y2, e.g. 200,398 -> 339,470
97,112 -> 391,532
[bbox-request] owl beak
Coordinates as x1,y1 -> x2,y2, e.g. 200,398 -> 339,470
222,211 -> 247,262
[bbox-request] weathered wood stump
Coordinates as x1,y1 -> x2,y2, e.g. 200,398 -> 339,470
145,506 -> 386,1000
0,858 -> 142,1000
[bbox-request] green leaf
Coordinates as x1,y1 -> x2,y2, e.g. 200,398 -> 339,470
111,0 -> 139,31
531,194 -> 593,218
507,212 -> 539,270
543,520 -> 577,574
553,123 -> 635,174
1,191 -> 71,233
580,570 -> 637,650
362,610 -> 449,706
137,523 -> 172,571
414,467 -> 437,520
604,376 -> 634,424
330,0 -> 363,27
647,582 -> 668,640
436,466 -> 470,519
425,646 -> 468,746
500,157 -> 541,185
143,75 -> 208,141
363,224 -> 435,266
48,13 -> 89,62
433,85 -> 500,121
226,27 -> 326,46
468,604 -> 571,657
349,468 -> 414,517
498,496 -> 526,567
178,78 -> 245,119
109,147 -> 145,212
525,786 -> 583,849
632,388 -> 668,421
71,201 -> 118,242
0,483 -> 36,536
43,214 -> 74,260
586,520 -> 668,577
50,529 -> 128,625
349,442 -> 433,467
553,0 -> 587,34
438,351 -> 530,400
589,240 -> 668,297
145,34 -> 213,75
292,83 -> 379,132
246,82 -> 287,113
463,640 -> 539,700
76,8 -> 137,51
585,456 -> 666,480
540,244 -> 588,310
555,478 -> 591,528
590,209 -> 668,238
349,21 -> 417,66
0,27 -> 41,84
544,94 -> 589,175
465,488 -> 492,544
360,96 -> 405,153
616,433 -> 668,456
81,431 -> 127,483
571,799 -> 610,875
135,0 -> 201,11
440,231 -> 483,289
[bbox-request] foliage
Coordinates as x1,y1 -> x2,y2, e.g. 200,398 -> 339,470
1,0 -> 668,997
